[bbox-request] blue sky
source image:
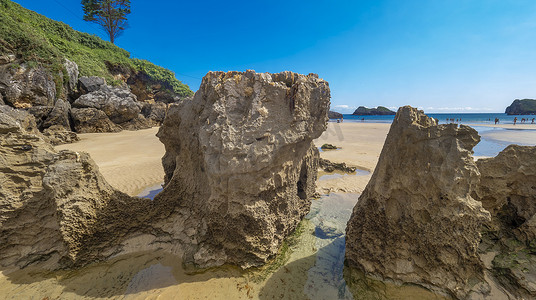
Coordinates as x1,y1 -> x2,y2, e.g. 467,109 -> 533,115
13,0 -> 536,113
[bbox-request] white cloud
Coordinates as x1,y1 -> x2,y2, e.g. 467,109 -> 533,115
423,106 -> 495,112
331,104 -> 357,114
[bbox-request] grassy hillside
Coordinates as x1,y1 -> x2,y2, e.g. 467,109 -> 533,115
0,0 -> 192,97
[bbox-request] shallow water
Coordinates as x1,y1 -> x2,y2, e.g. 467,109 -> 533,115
318,169 -> 370,181
137,183 -> 163,200
472,126 -> 536,157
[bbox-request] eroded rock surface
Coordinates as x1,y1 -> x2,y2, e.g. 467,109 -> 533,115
345,106 -> 491,298
0,70 -> 329,272
157,70 -> 330,268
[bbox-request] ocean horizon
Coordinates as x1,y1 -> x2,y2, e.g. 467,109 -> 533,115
338,112 -> 536,125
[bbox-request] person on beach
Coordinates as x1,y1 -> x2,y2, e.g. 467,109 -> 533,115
532,118 -> 535,124
514,117 -> 517,125
494,118 -> 498,125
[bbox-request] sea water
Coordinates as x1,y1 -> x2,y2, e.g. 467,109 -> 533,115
339,113 -> 536,124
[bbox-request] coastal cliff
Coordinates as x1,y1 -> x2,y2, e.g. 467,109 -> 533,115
505,99 -> 536,115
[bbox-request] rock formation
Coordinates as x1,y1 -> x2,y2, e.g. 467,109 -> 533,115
352,105 -> 395,115
0,63 -> 56,108
505,99 -> 536,115
157,70 -> 330,268
345,106 -> 491,298
0,70 -> 329,272
328,110 -> 343,119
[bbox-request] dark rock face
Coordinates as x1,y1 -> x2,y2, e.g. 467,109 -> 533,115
505,99 -> 536,115
141,102 -> 168,125
71,107 -> 121,133
27,105 -> 53,129
352,106 -> 396,115
42,125 -> 79,145
78,76 -> 106,94
345,106 -> 490,298
0,64 -> 56,108
63,59 -> 79,98
328,110 -> 343,119
42,99 -> 72,130
157,70 -> 330,268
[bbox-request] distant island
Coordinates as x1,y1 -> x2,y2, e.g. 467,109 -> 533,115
505,99 -> 536,115
352,106 -> 396,115
328,111 -> 343,119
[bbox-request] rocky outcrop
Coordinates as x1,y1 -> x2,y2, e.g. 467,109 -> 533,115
505,99 -> 536,115
157,70 -> 330,268
42,99 -> 72,130
319,158 -> 356,173
78,76 -> 106,94
141,101 -> 168,126
0,63 -> 56,108
328,110 -> 343,119
63,59 -> 79,98
352,106 -> 395,115
0,70 -> 329,272
345,106 -> 491,298
71,107 -> 121,133
42,125 -> 79,145
73,85 -> 141,124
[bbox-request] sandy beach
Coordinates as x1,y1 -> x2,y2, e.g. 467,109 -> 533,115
55,127 -> 166,196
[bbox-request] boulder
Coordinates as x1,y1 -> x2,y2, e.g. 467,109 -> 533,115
42,99 -> 72,130
141,101 -> 168,125
0,64 -> 56,108
0,92 -> 4,105
156,70 -> 330,268
118,114 -> 151,131
63,59 -> 79,98
476,145 -> 536,240
78,76 -> 106,94
73,85 -> 141,124
345,106 -> 490,298
71,107 -> 121,133
26,105 -> 53,130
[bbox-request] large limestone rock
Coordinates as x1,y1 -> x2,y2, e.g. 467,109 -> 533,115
71,107 -> 121,133
157,70 -> 330,268
345,106 -> 491,298
0,107 -> 149,269
73,85 -> 142,124
78,76 -> 106,94
42,99 -> 72,130
63,59 -> 79,98
0,64 -> 56,108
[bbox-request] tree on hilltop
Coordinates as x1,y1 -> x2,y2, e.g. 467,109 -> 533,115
81,0 -> 131,44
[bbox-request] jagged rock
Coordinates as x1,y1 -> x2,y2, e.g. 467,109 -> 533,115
73,85 -> 141,124
42,125 -> 79,145
141,101 -> 167,125
26,105 -> 53,129
157,70 -> 330,268
319,158 -> 356,173
63,59 -> 79,97
476,145 -> 536,240
0,92 -> 4,105
345,106 -> 491,298
321,143 -> 337,150
71,107 -> 121,133
119,114 -> 151,131
42,99 -> 71,130
0,109 -> 139,269
78,76 -> 106,94
0,64 -> 56,108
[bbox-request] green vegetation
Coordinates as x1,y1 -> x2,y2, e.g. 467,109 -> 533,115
0,0 -> 192,97
82,0 -> 131,44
